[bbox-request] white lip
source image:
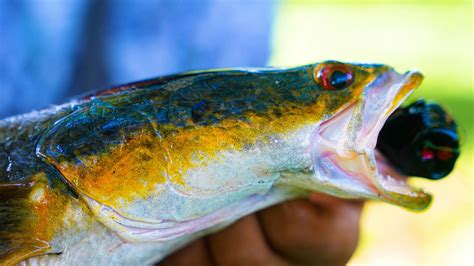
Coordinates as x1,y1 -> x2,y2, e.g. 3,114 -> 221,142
310,69 -> 431,210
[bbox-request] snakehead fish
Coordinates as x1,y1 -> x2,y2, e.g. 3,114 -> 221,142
0,61 -> 459,264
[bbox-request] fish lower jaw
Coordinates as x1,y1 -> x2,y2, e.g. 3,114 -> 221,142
374,152 -> 432,209
311,136 -> 431,210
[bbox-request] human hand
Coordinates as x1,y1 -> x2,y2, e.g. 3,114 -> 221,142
159,193 -> 364,266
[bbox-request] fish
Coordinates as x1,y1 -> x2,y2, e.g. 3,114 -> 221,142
0,61 -> 459,265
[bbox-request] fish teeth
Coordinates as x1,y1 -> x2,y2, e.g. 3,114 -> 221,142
387,175 -> 395,182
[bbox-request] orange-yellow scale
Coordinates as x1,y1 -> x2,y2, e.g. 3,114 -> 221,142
53,93 -> 340,209
1,173 -> 70,264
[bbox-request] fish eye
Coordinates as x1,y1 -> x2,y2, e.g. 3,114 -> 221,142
314,63 -> 355,91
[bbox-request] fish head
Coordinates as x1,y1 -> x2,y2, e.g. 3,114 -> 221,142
284,61 -> 429,210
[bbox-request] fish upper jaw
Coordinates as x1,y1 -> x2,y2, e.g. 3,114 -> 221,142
308,69 -> 432,210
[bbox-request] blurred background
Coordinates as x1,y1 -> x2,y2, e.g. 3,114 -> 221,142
271,1 -> 473,265
0,0 -> 472,264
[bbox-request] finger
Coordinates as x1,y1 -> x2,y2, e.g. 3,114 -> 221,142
257,197 -> 363,266
158,238 -> 213,266
308,192 -> 364,223
207,214 -> 288,266
308,191 -> 355,206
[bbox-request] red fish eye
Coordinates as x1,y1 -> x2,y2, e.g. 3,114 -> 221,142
316,63 -> 355,90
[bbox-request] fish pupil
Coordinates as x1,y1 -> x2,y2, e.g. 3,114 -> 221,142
330,70 -> 350,89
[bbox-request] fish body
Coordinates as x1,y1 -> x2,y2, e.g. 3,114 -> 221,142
0,61 -> 440,264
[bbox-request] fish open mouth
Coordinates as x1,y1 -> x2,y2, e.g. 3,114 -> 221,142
311,69 -> 431,210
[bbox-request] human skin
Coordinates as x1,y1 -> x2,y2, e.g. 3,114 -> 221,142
159,193 -> 364,266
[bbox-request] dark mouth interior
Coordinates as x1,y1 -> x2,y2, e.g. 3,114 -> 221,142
375,99 -> 460,181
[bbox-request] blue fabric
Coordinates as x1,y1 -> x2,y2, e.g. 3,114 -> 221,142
0,0 -> 275,118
